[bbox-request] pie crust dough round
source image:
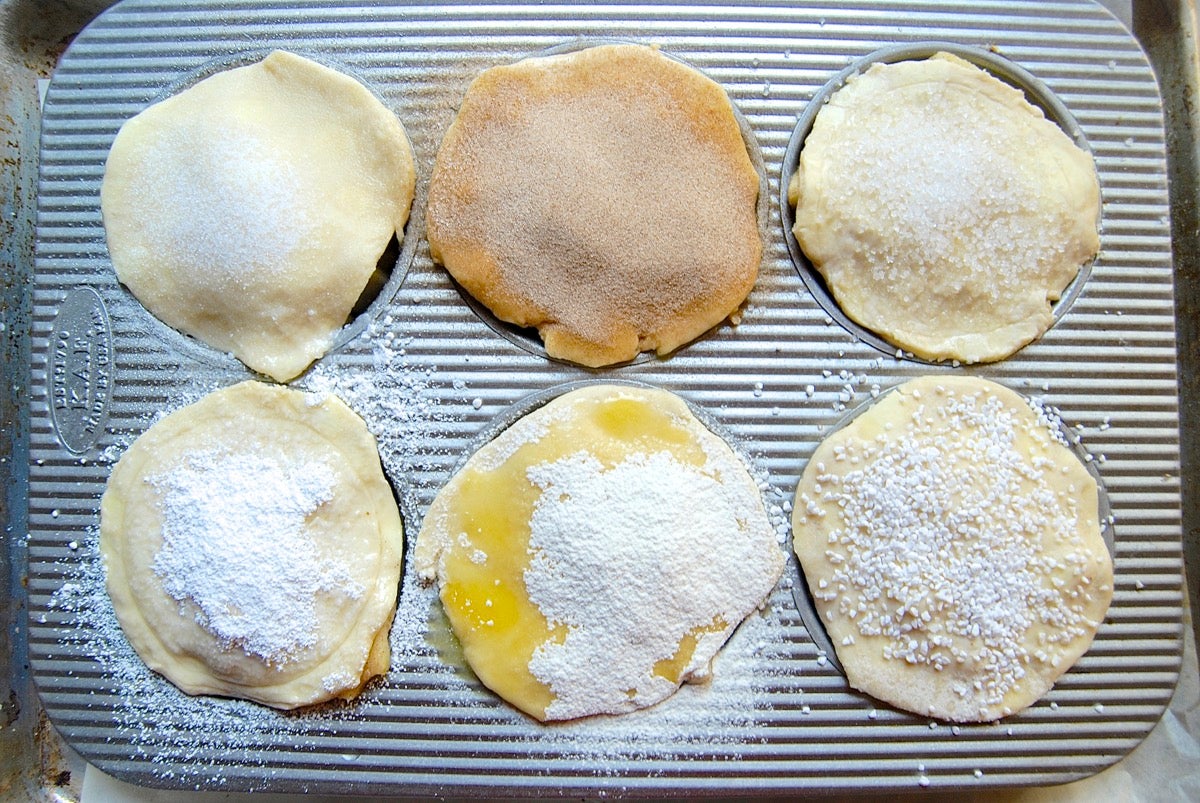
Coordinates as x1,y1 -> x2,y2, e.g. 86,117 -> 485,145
101,50 -> 416,382
416,384 -> 785,721
788,53 -> 1101,363
100,380 -> 404,710
792,376 -> 1113,722
426,44 -> 763,367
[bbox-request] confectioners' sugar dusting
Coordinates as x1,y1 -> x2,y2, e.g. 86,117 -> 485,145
37,366 -> 431,781
524,448 -> 779,720
321,670 -> 358,693
46,528 -> 321,785
146,121 -> 313,286
302,318 -> 468,671
526,606 -> 785,762
388,564 -> 447,664
797,384 -> 1104,713
302,316 -> 455,530
147,448 -> 359,665
48,530 -> 788,778
471,404 -> 558,473
44,307 -> 801,775
410,383 -> 792,743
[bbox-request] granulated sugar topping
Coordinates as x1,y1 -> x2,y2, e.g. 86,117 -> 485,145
823,84 -> 1033,296
790,52 -> 1101,363
525,448 -> 778,720
145,121 -> 312,289
148,448 -> 360,665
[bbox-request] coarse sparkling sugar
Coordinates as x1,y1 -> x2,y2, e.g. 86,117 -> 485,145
796,380 -> 1108,716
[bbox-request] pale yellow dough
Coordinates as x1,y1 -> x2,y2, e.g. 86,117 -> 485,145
416,385 -> 785,721
792,376 -> 1113,722
100,381 -> 404,710
789,53 -> 1101,363
101,50 -> 416,382
426,44 -> 762,367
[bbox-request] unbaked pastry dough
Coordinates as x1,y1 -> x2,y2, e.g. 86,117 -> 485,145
101,50 -> 416,382
100,380 -> 404,709
416,384 -> 785,720
789,53 -> 1101,363
426,44 -> 762,367
792,376 -> 1113,722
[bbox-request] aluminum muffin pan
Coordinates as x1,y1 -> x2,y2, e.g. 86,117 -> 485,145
27,0 -> 1183,796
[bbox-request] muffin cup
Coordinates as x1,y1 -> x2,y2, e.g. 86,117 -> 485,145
105,47 -> 422,379
779,42 -> 1098,365
789,374 -> 1114,678
441,37 -> 771,369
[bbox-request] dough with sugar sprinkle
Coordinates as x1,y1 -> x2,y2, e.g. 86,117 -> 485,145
792,375 -> 1113,722
788,52 -> 1100,363
100,380 -> 404,709
427,44 -> 763,367
101,50 -> 416,382
416,384 -> 785,720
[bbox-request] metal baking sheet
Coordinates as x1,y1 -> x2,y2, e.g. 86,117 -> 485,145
26,0 -> 1184,796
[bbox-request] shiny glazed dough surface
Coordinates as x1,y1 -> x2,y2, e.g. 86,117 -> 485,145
416,384 -> 785,721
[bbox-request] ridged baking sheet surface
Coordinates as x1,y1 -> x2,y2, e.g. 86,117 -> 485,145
27,0 -> 1183,795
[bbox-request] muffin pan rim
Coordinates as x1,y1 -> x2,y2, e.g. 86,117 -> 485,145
26,0 -> 1182,795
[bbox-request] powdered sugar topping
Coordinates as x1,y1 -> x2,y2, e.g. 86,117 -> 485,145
148,448 -> 362,665
524,444 -> 781,720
